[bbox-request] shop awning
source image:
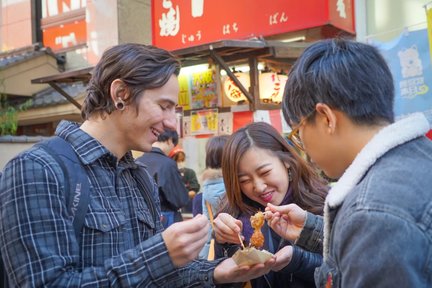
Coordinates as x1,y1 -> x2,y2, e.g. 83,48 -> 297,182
31,66 -> 93,110
29,39 -> 310,111
172,39 -> 310,110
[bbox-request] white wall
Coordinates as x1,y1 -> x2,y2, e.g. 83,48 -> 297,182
364,0 -> 430,41
0,142 -> 35,170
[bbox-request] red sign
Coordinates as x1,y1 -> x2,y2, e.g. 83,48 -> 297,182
43,19 -> 87,52
329,0 -> 355,34
152,0 -> 355,51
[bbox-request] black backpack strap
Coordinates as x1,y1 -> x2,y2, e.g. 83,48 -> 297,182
36,136 -> 91,244
134,163 -> 160,225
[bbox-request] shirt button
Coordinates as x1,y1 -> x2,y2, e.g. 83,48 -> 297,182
204,276 -> 208,281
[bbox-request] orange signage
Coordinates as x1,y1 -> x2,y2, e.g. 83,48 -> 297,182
43,19 -> 87,52
152,0 -> 355,50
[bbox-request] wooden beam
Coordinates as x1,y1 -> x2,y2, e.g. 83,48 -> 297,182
49,82 -> 82,110
209,50 -> 254,104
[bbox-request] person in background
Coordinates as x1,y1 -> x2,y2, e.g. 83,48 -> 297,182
0,43 -> 275,287
199,135 -> 230,259
213,122 -> 329,288
192,192 -> 204,216
266,38 -> 432,287
169,146 -> 201,214
136,130 -> 189,228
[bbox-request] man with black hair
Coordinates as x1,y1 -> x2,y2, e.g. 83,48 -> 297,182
136,130 -> 189,228
266,38 -> 432,287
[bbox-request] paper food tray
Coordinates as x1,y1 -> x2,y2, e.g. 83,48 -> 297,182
232,247 -> 274,266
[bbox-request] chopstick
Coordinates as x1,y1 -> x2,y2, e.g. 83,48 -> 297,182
205,201 -> 215,230
205,200 -> 245,250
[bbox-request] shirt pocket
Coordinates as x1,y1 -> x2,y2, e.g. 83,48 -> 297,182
315,256 -> 341,288
137,208 -> 155,229
84,208 -> 126,233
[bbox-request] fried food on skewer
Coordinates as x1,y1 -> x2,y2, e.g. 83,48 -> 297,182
250,211 -> 265,249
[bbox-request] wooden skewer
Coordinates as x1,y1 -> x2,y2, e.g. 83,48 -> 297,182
237,233 -> 246,250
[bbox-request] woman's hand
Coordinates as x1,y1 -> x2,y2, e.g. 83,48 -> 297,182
265,203 -> 307,242
213,213 -> 244,244
213,256 -> 276,284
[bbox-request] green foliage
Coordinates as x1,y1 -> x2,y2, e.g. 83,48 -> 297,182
0,94 -> 32,135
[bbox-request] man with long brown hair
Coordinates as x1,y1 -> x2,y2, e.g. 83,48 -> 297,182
0,43 -> 275,287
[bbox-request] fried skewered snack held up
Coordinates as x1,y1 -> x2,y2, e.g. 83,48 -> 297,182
231,211 -> 274,265
249,211 -> 265,249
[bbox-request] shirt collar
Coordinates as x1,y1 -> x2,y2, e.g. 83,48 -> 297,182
55,120 -> 136,167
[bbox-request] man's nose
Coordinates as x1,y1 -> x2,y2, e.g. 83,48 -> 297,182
163,112 -> 177,131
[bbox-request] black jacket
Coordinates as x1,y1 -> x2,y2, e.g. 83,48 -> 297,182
136,148 -> 189,221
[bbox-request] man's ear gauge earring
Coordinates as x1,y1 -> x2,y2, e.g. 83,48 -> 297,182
115,99 -> 125,111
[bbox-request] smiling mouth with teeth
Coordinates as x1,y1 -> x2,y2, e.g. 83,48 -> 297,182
151,128 -> 161,137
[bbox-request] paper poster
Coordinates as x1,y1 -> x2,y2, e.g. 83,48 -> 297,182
253,110 -> 283,133
190,108 -> 218,135
233,111 -> 253,132
178,74 -> 191,109
176,109 -> 183,137
426,4 -> 432,63
280,110 -> 291,133
269,110 -> 283,133
218,112 -> 233,135
373,29 -> 432,117
183,116 -> 192,137
253,110 -> 271,124
190,69 -> 218,109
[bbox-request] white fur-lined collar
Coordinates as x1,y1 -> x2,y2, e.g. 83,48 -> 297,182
323,112 -> 430,258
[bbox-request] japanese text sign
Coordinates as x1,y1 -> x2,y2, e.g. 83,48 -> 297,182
152,0 -> 355,50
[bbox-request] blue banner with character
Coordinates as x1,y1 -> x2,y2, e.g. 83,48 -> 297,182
372,29 -> 432,117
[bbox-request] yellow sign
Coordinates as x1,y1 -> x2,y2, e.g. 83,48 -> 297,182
427,4 -> 432,62
190,109 -> 218,135
178,74 -> 191,110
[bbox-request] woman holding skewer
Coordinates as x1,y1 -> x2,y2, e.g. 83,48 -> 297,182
213,122 -> 328,288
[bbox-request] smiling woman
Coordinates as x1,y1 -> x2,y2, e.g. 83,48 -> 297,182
213,121 -> 329,288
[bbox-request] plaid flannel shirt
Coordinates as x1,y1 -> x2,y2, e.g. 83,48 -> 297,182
0,121 -> 219,287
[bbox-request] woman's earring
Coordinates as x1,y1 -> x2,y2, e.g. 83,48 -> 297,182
288,168 -> 293,182
115,99 -> 125,111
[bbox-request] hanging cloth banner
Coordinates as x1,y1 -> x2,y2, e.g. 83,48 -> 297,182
373,29 -> 432,117
427,2 -> 432,63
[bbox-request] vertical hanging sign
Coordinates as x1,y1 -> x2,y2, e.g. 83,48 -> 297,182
426,2 -> 432,63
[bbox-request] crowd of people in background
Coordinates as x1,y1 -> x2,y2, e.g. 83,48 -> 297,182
0,38 -> 431,287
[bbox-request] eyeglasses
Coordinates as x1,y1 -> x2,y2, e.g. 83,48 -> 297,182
287,110 -> 315,152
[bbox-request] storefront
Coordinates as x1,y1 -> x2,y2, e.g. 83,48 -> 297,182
151,0 -> 356,172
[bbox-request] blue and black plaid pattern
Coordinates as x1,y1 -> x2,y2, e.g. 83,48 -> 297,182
0,121 -> 218,287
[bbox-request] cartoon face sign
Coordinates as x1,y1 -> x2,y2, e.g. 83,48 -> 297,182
398,45 -> 423,79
